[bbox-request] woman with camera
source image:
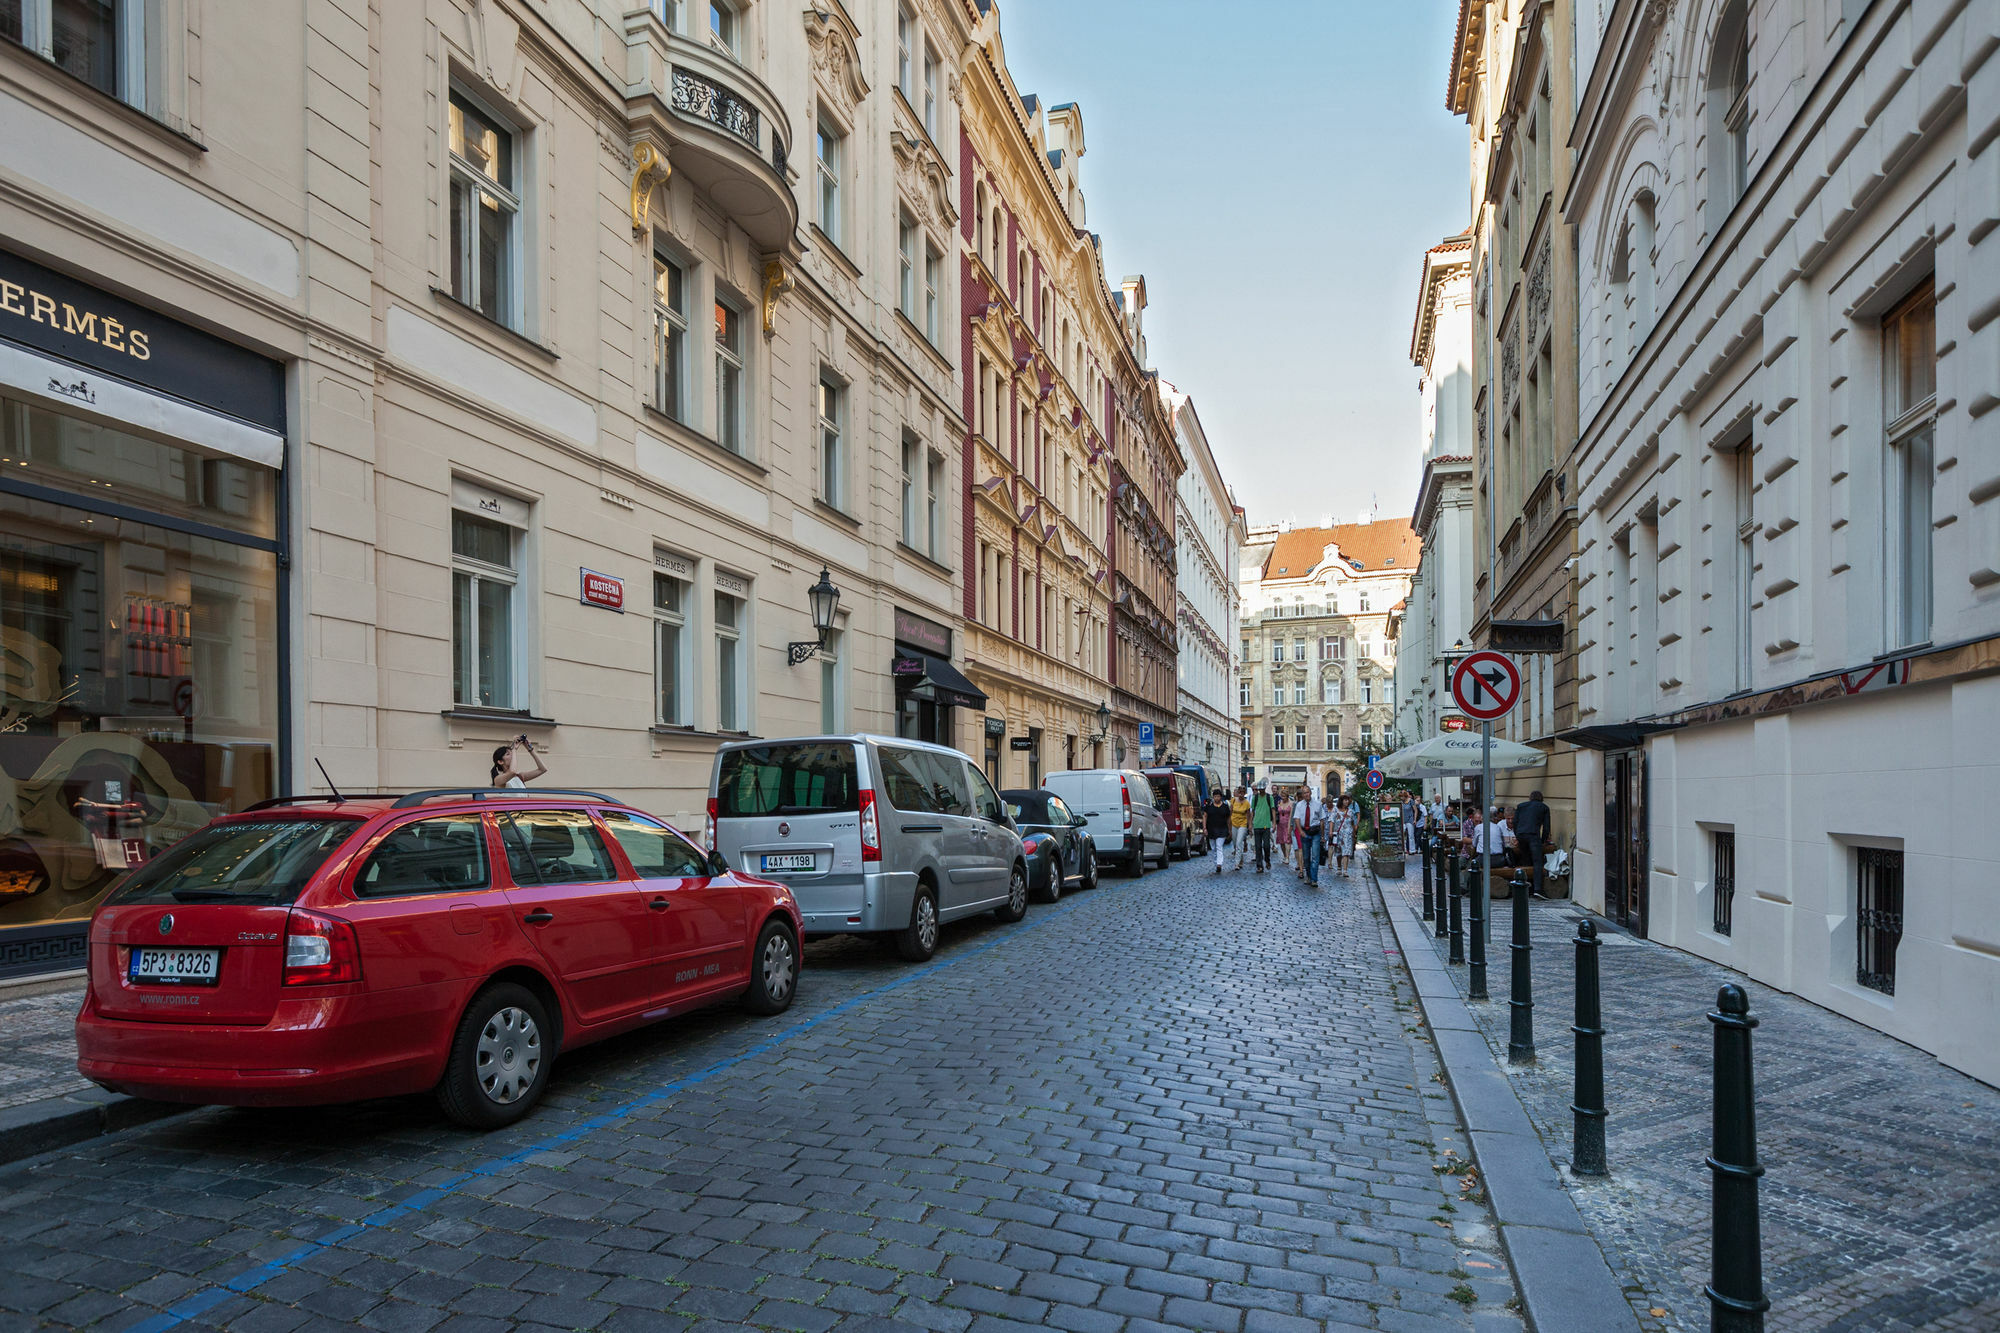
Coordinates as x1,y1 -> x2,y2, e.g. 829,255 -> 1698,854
489,736 -> 547,790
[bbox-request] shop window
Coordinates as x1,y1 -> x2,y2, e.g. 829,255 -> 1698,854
714,296 -> 746,454
452,510 -> 519,709
653,564 -> 691,727
653,252 -> 689,423
0,398 -> 281,943
448,88 -> 521,329
715,585 -> 746,732
4,0 -> 153,114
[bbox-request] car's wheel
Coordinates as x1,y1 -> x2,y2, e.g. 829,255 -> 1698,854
995,862 -> 1029,921
1036,850 -> 1063,904
436,982 -> 554,1129
896,885 -> 940,962
740,919 -> 799,1015
1128,846 -> 1146,878
1079,845 -> 1098,891
1155,840 -> 1171,871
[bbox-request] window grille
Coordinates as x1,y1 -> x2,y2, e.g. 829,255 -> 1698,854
1712,830 -> 1735,936
1856,847 -> 1904,995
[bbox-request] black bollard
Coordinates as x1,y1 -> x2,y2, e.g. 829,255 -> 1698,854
1706,984 -> 1768,1333
1508,867 -> 1535,1063
1570,920 -> 1607,1177
1468,855 -> 1488,1002
1447,847 -> 1464,965
1435,837 -> 1450,940
1421,836 -> 1435,921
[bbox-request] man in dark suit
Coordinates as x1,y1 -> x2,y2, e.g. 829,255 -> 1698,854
1513,790 -> 1552,898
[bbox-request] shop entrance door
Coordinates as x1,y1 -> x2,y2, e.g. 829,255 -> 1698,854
1602,749 -> 1648,936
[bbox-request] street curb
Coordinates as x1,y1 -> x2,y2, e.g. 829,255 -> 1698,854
1375,868 -> 1639,1333
0,1088 -> 191,1168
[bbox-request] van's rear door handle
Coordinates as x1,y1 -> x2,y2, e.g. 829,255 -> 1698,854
523,909 -> 555,925
900,823 -> 944,832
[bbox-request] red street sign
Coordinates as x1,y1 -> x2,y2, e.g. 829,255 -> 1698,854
1452,650 -> 1521,721
579,568 -> 625,612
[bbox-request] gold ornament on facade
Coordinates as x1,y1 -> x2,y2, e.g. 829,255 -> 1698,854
761,259 -> 794,336
629,141 -> 671,236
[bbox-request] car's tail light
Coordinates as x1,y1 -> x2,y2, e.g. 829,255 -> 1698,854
1121,779 -> 1133,830
282,909 -> 362,986
705,797 -> 719,853
858,789 -> 881,863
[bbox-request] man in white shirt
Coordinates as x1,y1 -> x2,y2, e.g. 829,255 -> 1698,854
1469,805 -> 1512,879
1295,789 -> 1328,889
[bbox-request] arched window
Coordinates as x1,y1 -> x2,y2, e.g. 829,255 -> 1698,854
989,208 -> 1002,276
1707,0 -> 1750,225
975,183 -> 987,259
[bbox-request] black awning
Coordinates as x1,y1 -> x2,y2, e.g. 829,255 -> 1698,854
1554,721 -> 1680,751
901,653 -> 988,710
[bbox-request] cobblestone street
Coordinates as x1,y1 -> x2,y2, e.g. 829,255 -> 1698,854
1387,866 -> 2000,1333
2,858 -> 1526,1333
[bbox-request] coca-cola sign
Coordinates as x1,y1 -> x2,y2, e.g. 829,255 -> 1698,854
579,568 -> 625,612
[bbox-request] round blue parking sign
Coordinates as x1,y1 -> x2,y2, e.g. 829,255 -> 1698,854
1364,769 -> 1385,791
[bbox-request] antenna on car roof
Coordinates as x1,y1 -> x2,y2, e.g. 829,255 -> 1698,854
315,759 -> 348,804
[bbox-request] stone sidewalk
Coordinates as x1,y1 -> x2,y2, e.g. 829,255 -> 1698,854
1386,862 -> 2000,1333
1,983 -> 92,1112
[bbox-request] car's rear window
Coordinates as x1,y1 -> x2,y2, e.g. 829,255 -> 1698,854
1003,794 -> 1048,825
107,818 -> 364,907
718,743 -> 860,816
1145,776 -> 1171,810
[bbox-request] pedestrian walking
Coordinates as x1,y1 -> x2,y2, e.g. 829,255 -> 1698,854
1250,784 -> 1276,872
1333,796 -> 1358,876
1513,788 -> 1552,898
1296,788 -> 1327,888
1402,796 -> 1418,854
1274,788 -> 1295,872
1204,790 -> 1233,874
1229,787 -> 1251,871
490,736 -> 547,790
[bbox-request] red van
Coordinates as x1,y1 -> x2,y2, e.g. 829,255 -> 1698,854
1143,768 -> 1205,859
75,789 -> 802,1127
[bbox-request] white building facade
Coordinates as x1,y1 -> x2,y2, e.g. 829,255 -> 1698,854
1566,0 -> 2000,1086
1167,383 -> 1241,780
1395,236 -> 1478,772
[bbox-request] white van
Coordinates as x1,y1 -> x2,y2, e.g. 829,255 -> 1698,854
1041,769 -> 1169,877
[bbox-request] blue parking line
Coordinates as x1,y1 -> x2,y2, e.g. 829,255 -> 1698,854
123,881 -> 1119,1332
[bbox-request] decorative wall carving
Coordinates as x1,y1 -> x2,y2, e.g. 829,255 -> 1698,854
892,130 -> 959,229
630,139 -> 671,235
1527,238 -> 1551,334
803,3 -> 869,119
1501,312 -> 1520,410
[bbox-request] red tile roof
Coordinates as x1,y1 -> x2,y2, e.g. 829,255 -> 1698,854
1262,519 -> 1419,579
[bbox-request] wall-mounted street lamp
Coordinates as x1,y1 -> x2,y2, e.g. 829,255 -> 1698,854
1092,701 -> 1112,742
788,567 -> 842,666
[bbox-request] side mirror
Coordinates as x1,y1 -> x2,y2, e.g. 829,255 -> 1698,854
1071,814 -> 1089,828
708,851 -> 729,876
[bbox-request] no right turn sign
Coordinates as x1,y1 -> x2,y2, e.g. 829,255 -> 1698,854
1452,651 -> 1521,722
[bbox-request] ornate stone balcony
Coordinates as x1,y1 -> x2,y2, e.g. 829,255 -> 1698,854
623,12 -> 797,254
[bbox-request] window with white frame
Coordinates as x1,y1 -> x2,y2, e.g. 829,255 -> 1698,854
897,213 -> 917,320
1294,726 -> 1305,752
715,585 -> 747,731
448,89 -> 521,328
1272,727 -> 1285,751
900,434 -> 918,547
452,510 -> 520,709
714,296 -> 745,453
652,252 -> 688,422
1729,440 -> 1755,690
1361,677 -> 1373,704
653,562 -> 692,726
820,627 -> 844,733
1709,0 -> 1750,222
816,119 -> 844,247
1360,724 -> 1373,750
1358,589 -> 1370,612
1292,637 -> 1305,662
707,0 -> 739,56
1325,724 -> 1338,750
922,43 -> 940,137
1884,279 -> 1937,650
4,0 -> 153,112
1239,680 -> 1251,708
926,452 -> 943,557
1270,683 -> 1283,706
1240,727 -> 1250,754
924,244 -> 942,344
896,5 -> 915,98
1322,675 -> 1341,704
818,372 -> 845,511
1270,640 -> 1283,665
1292,681 -> 1306,705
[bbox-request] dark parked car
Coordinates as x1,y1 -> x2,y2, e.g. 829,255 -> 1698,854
1000,789 -> 1099,902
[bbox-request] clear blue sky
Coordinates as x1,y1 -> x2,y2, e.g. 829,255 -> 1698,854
993,0 -> 1468,529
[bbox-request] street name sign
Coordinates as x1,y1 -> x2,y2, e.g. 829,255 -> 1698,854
1452,650 -> 1521,721
1489,618 -> 1565,654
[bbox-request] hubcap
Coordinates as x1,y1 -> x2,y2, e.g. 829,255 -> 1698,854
763,933 -> 795,1002
1049,856 -> 1062,899
1011,870 -> 1027,912
917,897 -> 937,950
475,1005 -> 542,1105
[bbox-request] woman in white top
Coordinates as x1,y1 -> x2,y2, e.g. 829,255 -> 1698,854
490,737 -> 547,790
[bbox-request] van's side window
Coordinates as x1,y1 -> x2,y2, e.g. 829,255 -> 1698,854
497,811 -> 620,886
967,765 -> 1004,822
878,746 -> 942,813
601,810 -> 708,878
355,816 -> 490,897
914,752 -> 971,815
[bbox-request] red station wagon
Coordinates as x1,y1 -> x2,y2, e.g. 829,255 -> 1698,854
75,788 -> 804,1127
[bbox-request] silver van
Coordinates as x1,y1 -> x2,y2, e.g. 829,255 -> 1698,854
707,735 -> 1029,962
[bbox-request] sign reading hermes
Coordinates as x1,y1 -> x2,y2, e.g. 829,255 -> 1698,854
0,246 -> 285,431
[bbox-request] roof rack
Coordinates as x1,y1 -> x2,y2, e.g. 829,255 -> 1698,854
390,787 -> 617,809
244,794 -> 413,812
